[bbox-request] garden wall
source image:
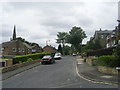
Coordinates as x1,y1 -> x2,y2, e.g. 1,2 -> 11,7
98,66 -> 118,75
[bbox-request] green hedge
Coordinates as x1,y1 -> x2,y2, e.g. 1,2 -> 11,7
97,55 -> 119,67
13,52 -> 54,64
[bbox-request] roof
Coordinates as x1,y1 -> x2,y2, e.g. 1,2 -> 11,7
22,43 -> 32,49
95,30 -> 112,34
32,45 -> 42,48
94,30 -> 113,37
0,40 -> 18,48
0,40 -> 32,49
43,45 -> 56,50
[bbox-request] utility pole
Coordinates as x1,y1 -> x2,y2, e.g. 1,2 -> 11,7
46,40 -> 50,46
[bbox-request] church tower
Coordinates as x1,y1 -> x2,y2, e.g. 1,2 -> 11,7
13,25 -> 16,40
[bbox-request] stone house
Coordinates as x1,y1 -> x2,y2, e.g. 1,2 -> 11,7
0,25 -> 32,57
107,25 -> 120,48
32,45 -> 43,53
43,45 -> 56,53
0,40 -> 32,57
93,29 -> 112,48
0,59 -> 13,67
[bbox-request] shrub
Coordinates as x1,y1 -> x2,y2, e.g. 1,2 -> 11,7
97,55 -> 119,67
86,47 -> 115,56
113,45 -> 120,60
13,52 -> 53,64
27,58 -> 33,62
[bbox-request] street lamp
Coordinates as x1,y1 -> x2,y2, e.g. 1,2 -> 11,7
46,40 -> 50,46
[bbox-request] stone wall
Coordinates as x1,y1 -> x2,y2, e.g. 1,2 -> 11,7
86,59 -> 96,66
98,66 -> 118,75
2,60 -> 39,73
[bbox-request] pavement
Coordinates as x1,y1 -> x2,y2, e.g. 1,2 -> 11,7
76,56 -> 119,86
1,62 -> 40,80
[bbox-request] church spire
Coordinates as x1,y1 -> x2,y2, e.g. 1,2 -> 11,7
13,25 -> 16,40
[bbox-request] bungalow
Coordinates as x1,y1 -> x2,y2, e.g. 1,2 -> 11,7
43,45 -> 56,53
32,45 -> 43,53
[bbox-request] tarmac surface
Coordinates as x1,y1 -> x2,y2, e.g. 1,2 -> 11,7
2,56 -> 119,88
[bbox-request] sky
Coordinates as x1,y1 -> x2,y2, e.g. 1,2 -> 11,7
0,0 -> 119,48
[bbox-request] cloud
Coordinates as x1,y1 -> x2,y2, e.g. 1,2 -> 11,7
1,1 -> 119,48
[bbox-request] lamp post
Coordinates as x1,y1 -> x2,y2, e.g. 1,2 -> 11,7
46,40 -> 50,46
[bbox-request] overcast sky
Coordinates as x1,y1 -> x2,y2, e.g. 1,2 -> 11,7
0,0 -> 119,48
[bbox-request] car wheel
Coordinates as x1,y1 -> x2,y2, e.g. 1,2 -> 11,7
41,62 -> 45,65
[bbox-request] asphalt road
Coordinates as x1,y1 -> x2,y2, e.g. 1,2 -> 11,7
2,56 -> 118,88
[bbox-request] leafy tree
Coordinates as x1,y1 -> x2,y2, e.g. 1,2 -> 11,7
63,45 -> 71,55
56,32 -> 68,55
57,44 -> 62,54
16,37 -> 39,46
31,43 -> 39,46
86,38 -> 102,50
114,44 -> 120,61
56,32 -> 68,45
66,26 -> 87,53
16,37 -> 25,42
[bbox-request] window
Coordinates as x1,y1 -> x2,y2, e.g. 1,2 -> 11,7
13,48 -> 16,52
19,48 -> 21,52
22,49 -> 24,52
118,40 -> 120,45
101,35 -> 104,38
0,48 -> 5,52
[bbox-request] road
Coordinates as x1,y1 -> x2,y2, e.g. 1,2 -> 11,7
2,56 -> 118,88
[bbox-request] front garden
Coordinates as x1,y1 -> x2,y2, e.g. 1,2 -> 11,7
82,45 -> 120,75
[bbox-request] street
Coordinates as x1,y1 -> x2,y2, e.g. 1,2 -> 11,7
2,56 -> 118,88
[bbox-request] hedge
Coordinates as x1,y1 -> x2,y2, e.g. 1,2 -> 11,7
13,52 -> 54,64
97,55 -> 119,67
86,47 -> 115,56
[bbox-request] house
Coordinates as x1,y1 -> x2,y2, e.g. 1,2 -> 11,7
107,21 -> 120,48
32,45 -> 43,53
43,45 -> 56,53
0,25 -> 32,57
0,40 -> 32,57
0,59 -> 13,67
93,28 -> 112,48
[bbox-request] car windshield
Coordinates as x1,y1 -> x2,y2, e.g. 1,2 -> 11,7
55,53 -> 61,56
43,56 -> 51,59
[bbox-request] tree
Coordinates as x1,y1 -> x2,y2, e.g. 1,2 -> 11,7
16,37 -> 25,42
66,26 -> 87,53
63,45 -> 71,55
56,32 -> 68,45
57,44 -> 62,54
86,38 -> 102,50
16,37 -> 39,46
56,32 -> 68,55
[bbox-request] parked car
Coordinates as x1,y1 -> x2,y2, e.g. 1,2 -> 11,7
54,53 -> 62,59
41,55 -> 55,64
72,53 -> 77,56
